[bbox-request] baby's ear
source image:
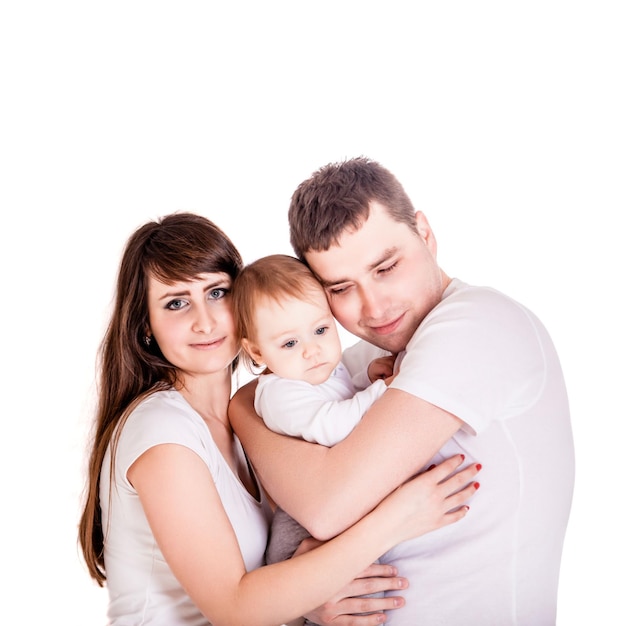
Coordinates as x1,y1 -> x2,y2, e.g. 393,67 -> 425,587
241,338 -> 264,365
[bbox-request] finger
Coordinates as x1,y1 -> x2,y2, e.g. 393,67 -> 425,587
310,611 -> 387,626
339,575 -> 408,599
353,563 -> 398,580
311,595 -> 405,625
432,457 -> 482,486
445,479 -> 480,510
441,504 -> 471,526
426,454 -> 467,481
437,463 -> 482,496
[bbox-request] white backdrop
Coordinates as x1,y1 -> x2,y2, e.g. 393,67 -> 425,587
1,2 -> 624,623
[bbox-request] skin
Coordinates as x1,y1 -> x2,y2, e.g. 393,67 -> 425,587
241,288 -> 343,385
229,203 -> 466,540
123,271 -> 479,626
309,202 -> 449,355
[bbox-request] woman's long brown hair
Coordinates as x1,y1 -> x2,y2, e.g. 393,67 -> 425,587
78,212 -> 243,585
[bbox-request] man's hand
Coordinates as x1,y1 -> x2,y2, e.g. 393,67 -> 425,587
295,539 -> 407,626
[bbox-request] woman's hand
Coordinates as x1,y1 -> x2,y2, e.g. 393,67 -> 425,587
378,454 -> 481,545
303,458 -> 480,625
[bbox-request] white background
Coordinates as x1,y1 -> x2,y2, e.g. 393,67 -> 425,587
1,2 -> 624,623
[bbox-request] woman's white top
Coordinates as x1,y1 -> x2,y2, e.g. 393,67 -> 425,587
100,389 -> 272,625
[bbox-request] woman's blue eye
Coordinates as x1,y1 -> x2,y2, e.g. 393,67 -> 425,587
166,299 -> 186,310
208,288 -> 228,300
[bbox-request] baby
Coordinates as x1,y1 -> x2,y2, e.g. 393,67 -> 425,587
232,254 -> 394,623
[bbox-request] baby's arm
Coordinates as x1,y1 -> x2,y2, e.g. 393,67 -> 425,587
256,376 -> 386,447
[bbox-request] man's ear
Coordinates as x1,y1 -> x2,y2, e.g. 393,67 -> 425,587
415,211 -> 438,257
241,338 -> 264,366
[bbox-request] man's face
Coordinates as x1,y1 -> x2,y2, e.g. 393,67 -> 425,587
305,201 -> 445,354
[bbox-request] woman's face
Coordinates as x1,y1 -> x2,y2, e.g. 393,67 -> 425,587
147,271 -> 239,379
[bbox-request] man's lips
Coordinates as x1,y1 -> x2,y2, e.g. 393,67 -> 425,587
368,314 -> 404,336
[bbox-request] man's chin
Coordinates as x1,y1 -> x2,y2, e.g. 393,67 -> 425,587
364,332 -> 408,354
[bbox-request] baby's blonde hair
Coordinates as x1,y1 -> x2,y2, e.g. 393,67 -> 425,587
231,254 -> 326,372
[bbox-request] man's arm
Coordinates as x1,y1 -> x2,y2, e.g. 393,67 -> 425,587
229,380 -> 462,540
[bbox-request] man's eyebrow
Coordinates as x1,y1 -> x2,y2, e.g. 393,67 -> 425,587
367,247 -> 398,271
318,247 -> 398,288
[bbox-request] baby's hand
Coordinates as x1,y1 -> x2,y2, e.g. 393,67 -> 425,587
368,355 -> 396,384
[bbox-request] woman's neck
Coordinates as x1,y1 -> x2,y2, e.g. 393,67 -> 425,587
177,367 -> 258,498
176,368 -> 232,429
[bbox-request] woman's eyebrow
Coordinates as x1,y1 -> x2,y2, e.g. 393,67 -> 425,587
157,289 -> 191,301
156,279 -> 227,302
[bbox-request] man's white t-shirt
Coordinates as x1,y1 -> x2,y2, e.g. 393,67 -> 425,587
344,278 -> 575,625
100,389 -> 272,625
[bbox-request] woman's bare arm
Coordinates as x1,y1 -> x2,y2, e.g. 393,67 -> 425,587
230,380 -> 463,539
129,443 -> 477,626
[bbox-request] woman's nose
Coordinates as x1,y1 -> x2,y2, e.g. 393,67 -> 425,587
192,305 -> 215,333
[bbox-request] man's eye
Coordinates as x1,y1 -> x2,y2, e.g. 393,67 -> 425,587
329,285 -> 349,296
282,339 -> 297,349
379,262 -> 398,274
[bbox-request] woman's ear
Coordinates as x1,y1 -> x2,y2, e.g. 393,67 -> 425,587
241,338 -> 264,366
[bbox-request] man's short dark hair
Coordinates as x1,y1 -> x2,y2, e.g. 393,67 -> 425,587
288,156 -> 417,259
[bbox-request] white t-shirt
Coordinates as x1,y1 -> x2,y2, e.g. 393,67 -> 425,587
254,363 -> 387,446
100,389 -> 272,625
350,279 -> 575,625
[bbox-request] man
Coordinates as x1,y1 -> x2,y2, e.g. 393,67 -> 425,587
230,157 -> 575,625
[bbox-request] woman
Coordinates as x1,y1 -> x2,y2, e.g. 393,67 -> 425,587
78,212 -> 480,626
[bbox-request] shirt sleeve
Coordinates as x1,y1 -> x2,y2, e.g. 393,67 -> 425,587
390,285 -> 547,435
255,375 -> 388,446
116,392 -> 212,487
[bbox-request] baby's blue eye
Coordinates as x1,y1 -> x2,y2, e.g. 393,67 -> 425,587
282,339 -> 297,349
315,326 -> 328,336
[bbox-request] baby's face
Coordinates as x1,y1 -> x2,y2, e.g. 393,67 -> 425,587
248,288 -> 343,385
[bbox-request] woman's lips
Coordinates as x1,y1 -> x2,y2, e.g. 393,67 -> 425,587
190,337 -> 225,349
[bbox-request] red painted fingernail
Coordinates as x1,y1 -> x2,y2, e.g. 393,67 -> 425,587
460,454 -> 465,461
476,463 -> 482,471
474,482 -> 480,489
